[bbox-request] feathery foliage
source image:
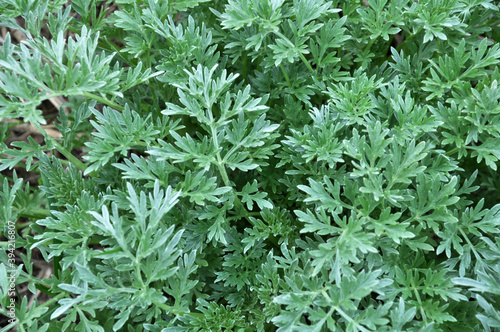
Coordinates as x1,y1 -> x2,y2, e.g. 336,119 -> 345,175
1,0 -> 500,330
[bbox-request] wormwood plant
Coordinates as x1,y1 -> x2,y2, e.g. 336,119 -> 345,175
1,0 -> 500,330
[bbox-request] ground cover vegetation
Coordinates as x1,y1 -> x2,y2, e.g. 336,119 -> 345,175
1,0 -> 500,330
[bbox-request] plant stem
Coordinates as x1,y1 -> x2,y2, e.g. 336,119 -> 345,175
54,140 -> 87,171
279,63 -> 292,89
387,34 -> 396,55
458,228 -> 481,261
334,305 -> 370,332
405,264 -> 427,324
40,171 -> 61,278
242,52 -> 248,84
274,30 -> 315,74
445,146 -> 459,156
397,27 -> 422,52
152,300 -> 205,319
37,291 -> 67,309
446,146 -> 472,157
90,247 -> 121,257
212,129 -> 231,187
298,53 -> 315,73
34,123 -> 88,172
14,221 -> 34,230
81,92 -> 124,111
209,123 -> 252,219
3,121 -> 23,129
226,211 -> 261,222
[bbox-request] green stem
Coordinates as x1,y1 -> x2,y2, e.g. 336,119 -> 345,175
387,34 -> 396,55
274,30 -> 315,74
130,142 -> 149,149
242,52 -> 248,83
209,124 -> 251,219
397,27 -> 423,52
40,171 -> 61,278
446,145 -> 472,157
226,211 -> 261,222
405,266 -> 427,324
32,122 -> 87,172
135,259 -> 145,288
20,209 -> 51,220
35,291 -> 67,309
152,300 -> 205,319
458,228 -> 482,261
50,138 -> 87,172
445,146 -> 459,156
14,221 -> 33,230
298,53 -> 315,73
279,63 -> 292,89
357,38 -> 376,69
209,120 -> 232,188
3,121 -> 23,129
37,124 -> 87,172
81,92 -> 124,111
89,247 -> 121,258
334,305 -> 370,332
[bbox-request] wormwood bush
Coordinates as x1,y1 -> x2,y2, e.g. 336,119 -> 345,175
1,0 -> 500,330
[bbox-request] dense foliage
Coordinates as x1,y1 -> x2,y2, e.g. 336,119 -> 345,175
1,0 -> 500,330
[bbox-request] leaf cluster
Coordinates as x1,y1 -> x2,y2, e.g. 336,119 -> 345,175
1,0 -> 500,331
